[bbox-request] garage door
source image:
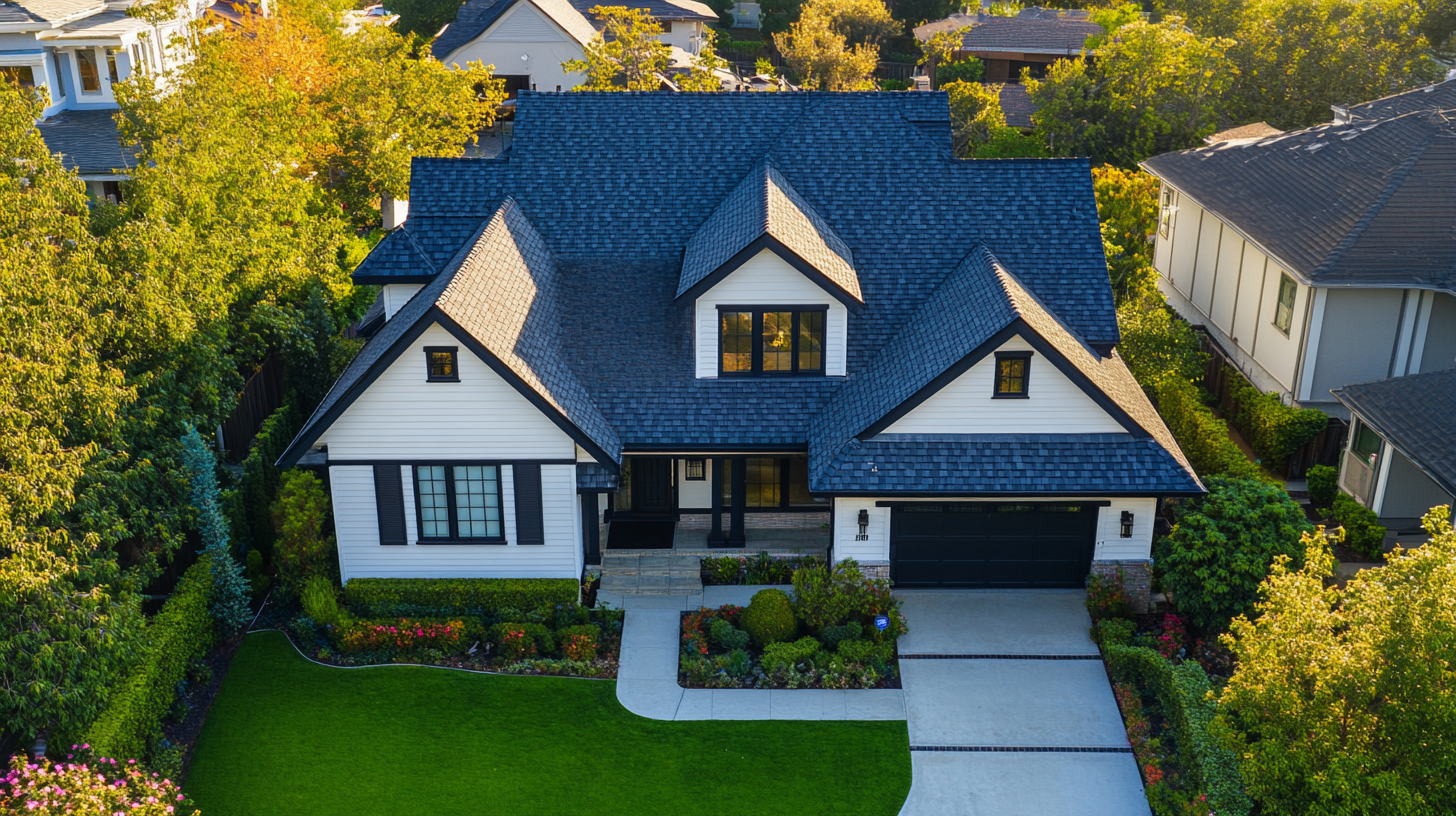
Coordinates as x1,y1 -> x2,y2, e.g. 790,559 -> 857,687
890,503 -> 1100,588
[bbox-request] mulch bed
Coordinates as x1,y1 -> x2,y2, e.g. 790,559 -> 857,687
165,635 -> 243,785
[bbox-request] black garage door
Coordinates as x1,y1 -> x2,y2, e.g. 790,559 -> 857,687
890,503 -> 1100,588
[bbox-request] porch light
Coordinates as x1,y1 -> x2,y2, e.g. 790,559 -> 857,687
1120,511 -> 1134,538
857,509 -> 869,536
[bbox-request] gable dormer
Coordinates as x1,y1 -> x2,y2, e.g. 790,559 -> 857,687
680,162 -> 861,378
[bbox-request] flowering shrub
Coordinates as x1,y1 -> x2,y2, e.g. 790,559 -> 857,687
0,748 -> 195,815
1085,569 -> 1134,620
334,618 -> 468,654
488,622 -> 554,661
1152,614 -> 1187,659
557,624 -> 600,662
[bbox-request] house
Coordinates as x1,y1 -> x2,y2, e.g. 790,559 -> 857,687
431,0 -> 719,95
1,0 -> 207,197
277,91 -> 1201,608
996,82 -> 1035,129
913,8 -> 1102,83
1331,370 -> 1456,532
1141,79 -> 1456,441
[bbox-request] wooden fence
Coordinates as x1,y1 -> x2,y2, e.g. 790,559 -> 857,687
218,357 -> 285,462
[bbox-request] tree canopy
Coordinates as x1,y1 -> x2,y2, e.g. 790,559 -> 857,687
563,6 -> 674,90
774,0 -> 896,89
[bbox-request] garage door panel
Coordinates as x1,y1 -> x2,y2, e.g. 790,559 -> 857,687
891,503 -> 1097,588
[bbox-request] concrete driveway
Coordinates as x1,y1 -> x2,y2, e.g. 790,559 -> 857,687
895,590 -> 1151,816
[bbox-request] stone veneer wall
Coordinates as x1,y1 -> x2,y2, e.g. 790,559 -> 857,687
1091,559 -> 1152,614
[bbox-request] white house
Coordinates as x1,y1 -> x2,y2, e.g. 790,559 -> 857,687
279,92 -> 1201,610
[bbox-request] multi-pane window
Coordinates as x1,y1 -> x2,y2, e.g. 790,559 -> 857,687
994,353 -> 1031,397
684,459 -> 706,481
425,347 -> 458,381
75,48 -> 101,92
719,308 -> 826,375
746,457 -> 781,506
1350,419 -> 1382,468
105,48 -> 120,83
1273,274 -> 1297,335
415,464 -> 502,540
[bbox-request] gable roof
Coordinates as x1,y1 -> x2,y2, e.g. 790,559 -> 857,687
914,11 -> 1102,55
1332,369 -> 1456,498
678,160 -> 863,306
1143,79 -> 1456,294
432,0 -> 595,59
567,0 -> 716,21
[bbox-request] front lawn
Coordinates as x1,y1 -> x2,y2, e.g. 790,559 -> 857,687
187,632 -> 911,816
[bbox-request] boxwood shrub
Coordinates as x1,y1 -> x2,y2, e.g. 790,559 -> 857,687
342,578 -> 579,618
1229,373 -> 1329,469
85,557 -> 218,761
1155,378 -> 1268,482
1105,644 -> 1251,816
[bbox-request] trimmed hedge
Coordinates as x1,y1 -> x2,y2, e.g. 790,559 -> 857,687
1228,372 -> 1329,469
1156,378 -> 1269,482
1333,493 -> 1387,560
85,557 -> 218,761
1105,644 -> 1251,816
343,578 -> 579,618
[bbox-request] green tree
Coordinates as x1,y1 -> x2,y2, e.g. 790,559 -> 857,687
179,427 -> 251,636
563,6 -> 673,90
1157,476 -> 1312,630
802,0 -> 902,45
388,0 -> 465,41
271,470 -> 336,595
1218,508 -> 1456,815
774,2 -> 881,89
1091,165 -> 1161,301
945,80 -> 1044,158
675,27 -> 730,91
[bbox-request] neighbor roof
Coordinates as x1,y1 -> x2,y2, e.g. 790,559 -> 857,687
432,0 -> 596,59
914,12 -> 1102,55
281,92 -> 1193,495
1143,79 -> 1456,294
35,109 -> 134,176
1332,369 -> 1456,498
0,0 -> 103,27
997,82 -> 1037,129
567,0 -> 716,22
1204,121 -> 1282,144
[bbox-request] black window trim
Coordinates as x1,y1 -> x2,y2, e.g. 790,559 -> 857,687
716,304 -> 829,377
684,458 -> 706,481
991,351 -> 1033,399
424,346 -> 460,382
412,461 -> 508,545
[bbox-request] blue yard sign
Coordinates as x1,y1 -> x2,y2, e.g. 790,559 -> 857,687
874,614 -> 889,632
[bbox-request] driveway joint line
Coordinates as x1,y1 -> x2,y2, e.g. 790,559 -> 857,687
899,653 -> 1103,660
909,746 -> 1134,753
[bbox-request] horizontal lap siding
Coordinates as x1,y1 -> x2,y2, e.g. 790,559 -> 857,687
881,337 -> 1125,434
1092,498 -> 1156,561
833,498 -> 890,563
330,464 -> 580,582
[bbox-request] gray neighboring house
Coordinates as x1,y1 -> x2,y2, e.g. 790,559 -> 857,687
913,8 -> 1102,83
1142,80 -> 1456,433
1331,370 -> 1456,532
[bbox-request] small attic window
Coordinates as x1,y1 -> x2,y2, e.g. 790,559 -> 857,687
425,347 -> 459,382
993,352 -> 1032,398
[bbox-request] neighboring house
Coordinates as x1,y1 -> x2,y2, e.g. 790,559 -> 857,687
431,0 -> 717,94
1332,369 -> 1456,531
278,91 -> 1200,607
1203,121 -> 1281,145
1141,80 -> 1456,431
914,9 -> 1102,83
996,82 -> 1035,129
1,0 -> 206,196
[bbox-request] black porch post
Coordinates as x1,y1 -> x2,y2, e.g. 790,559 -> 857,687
708,457 -> 725,546
728,455 -> 747,547
580,493 -> 601,565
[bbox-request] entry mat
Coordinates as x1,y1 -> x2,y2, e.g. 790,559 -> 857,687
606,520 -> 677,550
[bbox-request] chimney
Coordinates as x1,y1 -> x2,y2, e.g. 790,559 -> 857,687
381,195 -> 409,230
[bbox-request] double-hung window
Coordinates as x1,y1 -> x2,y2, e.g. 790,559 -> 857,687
1273,274 -> 1298,335
719,307 -> 826,376
415,464 -> 503,542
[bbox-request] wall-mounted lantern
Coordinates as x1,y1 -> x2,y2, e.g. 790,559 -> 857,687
1120,511 -> 1135,538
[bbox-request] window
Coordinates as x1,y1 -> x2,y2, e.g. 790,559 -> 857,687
0,66 -> 35,89
684,459 -> 705,480
993,352 -> 1032,397
52,53 -> 69,99
130,44 -> 144,74
75,49 -> 101,93
1350,419 -> 1381,468
719,307 -> 827,375
415,464 -> 502,541
425,346 -> 458,381
745,457 -> 780,506
105,48 -> 120,83
1158,188 -> 1174,239
1273,274 -> 1297,335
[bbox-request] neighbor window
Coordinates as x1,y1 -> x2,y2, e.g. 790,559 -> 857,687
0,66 -> 35,89
415,464 -> 502,541
993,352 -> 1032,397
105,48 -> 120,82
719,307 -> 826,375
1158,188 -> 1174,238
1273,274 -> 1297,335
425,346 -> 458,381
1350,419 -> 1381,468
75,48 -> 101,92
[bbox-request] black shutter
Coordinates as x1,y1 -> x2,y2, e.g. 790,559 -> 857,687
513,463 -> 545,545
374,464 -> 407,545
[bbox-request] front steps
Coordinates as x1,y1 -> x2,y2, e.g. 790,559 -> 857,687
599,552 -> 703,596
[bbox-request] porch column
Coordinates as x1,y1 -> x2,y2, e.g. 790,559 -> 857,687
708,458 -> 725,546
728,455 -> 747,547
580,493 -> 601,565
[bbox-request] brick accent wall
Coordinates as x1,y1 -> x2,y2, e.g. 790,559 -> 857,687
1091,559 -> 1152,613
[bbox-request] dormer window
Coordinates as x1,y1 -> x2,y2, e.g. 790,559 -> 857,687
993,352 -> 1032,398
425,347 -> 459,382
719,307 -> 825,376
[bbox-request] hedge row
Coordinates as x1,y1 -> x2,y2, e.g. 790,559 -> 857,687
1104,643 -> 1252,816
1155,378 -> 1269,482
85,557 -> 217,760
342,578 -> 580,617
1228,371 -> 1328,469
1333,493 -> 1387,560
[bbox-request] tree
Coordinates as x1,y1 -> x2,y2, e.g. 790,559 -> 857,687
918,25 -> 971,88
1091,165 -> 1161,301
563,6 -> 673,90
944,81 -> 1042,157
675,27 -> 730,91
774,4 -> 881,89
1156,476 -> 1312,631
179,427 -> 251,636
271,470 -> 336,595
803,0 -> 902,45
388,0 -> 465,41
1217,507 -> 1456,815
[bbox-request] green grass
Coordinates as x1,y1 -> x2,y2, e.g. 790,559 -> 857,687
186,632 -> 912,816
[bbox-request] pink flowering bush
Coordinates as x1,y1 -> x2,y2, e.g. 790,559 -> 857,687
1152,613 -> 1188,659
0,747 -> 196,815
333,618 -> 468,654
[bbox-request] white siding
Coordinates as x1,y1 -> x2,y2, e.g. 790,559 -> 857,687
330,463 -> 581,582
383,284 -> 423,319
1250,263 -> 1306,391
1191,213 -> 1222,314
485,3 -> 567,41
318,323 -> 574,460
1166,195 -> 1201,297
694,248 -> 849,378
1092,498 -> 1157,561
881,336 -> 1125,435
1209,228 -> 1243,334
440,32 -> 582,94
833,498 -> 890,563
678,457 -> 715,508
1230,248 -> 1266,350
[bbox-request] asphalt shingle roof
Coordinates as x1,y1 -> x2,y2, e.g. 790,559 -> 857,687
0,0 -> 102,26
679,160 -> 862,302
433,0 -> 595,60
35,109 -> 134,175
915,12 -> 1102,55
997,82 -> 1037,129
567,0 -> 716,21
1143,79 -> 1456,293
1332,369 -> 1456,498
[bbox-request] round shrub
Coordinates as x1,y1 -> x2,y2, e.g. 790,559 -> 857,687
819,621 -> 862,650
709,617 -> 750,652
558,624 -> 600,662
742,588 -> 797,646
1306,464 -> 1338,509
761,636 -> 821,671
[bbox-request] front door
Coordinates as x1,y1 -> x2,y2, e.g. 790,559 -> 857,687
631,457 -> 673,515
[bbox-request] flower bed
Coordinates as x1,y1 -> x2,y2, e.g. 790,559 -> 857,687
2,747 -> 196,816
700,552 -> 822,586
679,559 -> 905,690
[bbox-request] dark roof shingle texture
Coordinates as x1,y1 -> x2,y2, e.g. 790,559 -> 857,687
1332,369 -> 1456,498
35,109 -> 134,175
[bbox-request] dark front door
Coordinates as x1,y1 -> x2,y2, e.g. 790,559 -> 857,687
630,457 -> 673,516
891,503 -> 1098,588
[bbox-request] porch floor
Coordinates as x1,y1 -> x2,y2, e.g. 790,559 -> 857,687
671,525 -> 830,556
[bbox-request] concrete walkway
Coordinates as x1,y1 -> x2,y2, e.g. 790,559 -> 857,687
610,585 -> 907,722
895,590 -> 1150,816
